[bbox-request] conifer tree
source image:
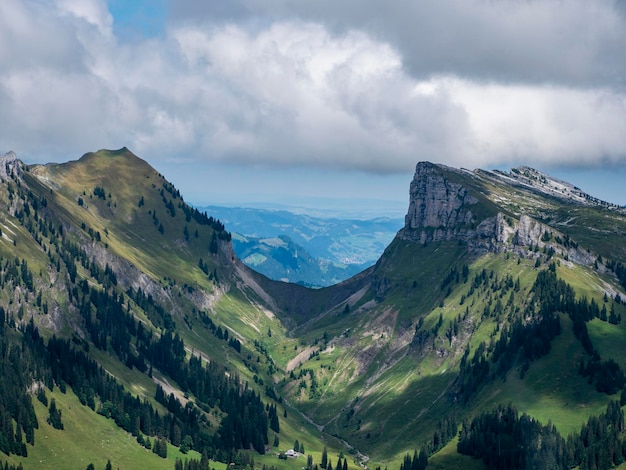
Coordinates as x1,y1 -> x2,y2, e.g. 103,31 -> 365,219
47,398 -> 64,430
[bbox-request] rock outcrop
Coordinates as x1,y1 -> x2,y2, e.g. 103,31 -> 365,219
395,162 -> 607,269
397,162 -> 507,251
403,162 -> 477,231
0,151 -> 18,179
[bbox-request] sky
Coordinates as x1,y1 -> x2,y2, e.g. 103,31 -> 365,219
1,0 -> 626,217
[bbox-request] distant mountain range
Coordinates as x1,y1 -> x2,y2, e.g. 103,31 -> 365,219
197,205 -> 403,286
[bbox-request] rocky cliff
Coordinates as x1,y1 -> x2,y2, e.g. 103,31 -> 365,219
0,151 -> 19,179
397,162 -> 509,251
395,161 -> 612,269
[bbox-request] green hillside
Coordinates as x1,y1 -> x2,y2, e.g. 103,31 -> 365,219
1,150 -> 626,470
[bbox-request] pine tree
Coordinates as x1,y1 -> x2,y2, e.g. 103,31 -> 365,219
321,446 -> 328,468
47,399 -> 64,430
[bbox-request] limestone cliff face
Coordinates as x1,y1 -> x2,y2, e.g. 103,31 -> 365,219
403,162 -> 477,230
0,151 -> 19,179
395,162 -> 599,266
397,162 -> 508,251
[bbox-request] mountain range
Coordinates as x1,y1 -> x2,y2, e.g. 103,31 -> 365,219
1,148 -> 626,470
197,206 -> 402,287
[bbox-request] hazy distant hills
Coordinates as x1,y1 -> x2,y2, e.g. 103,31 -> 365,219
197,205 -> 403,286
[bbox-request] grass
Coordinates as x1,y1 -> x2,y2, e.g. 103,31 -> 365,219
427,436 -> 487,470
472,314 -> 611,437
283,246 -> 626,464
89,346 -> 162,407
6,388 -> 211,470
6,148 -> 626,470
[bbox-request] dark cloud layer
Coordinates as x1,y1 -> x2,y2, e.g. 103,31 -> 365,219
169,0 -> 626,88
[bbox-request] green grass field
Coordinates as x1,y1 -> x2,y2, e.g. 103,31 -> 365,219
5,388 -> 213,470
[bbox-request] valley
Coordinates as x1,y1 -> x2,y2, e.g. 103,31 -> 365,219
199,205 -> 402,287
1,149 -> 626,469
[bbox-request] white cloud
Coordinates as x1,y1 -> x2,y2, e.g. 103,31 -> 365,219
0,0 -> 625,176
447,80 -> 626,168
56,0 -> 113,37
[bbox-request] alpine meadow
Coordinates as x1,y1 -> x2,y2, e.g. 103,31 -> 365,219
2,148 -> 626,470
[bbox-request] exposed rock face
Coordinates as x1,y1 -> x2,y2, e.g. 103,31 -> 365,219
0,151 -> 18,179
397,162 -> 505,251
403,162 -> 477,231
395,162 -> 602,268
516,215 -> 543,246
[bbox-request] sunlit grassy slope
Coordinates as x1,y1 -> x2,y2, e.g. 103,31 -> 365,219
6,149 -> 349,467
5,388 -> 208,470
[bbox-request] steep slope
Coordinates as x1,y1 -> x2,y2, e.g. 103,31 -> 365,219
272,161 -> 626,468
0,149 -> 345,469
3,149 -> 626,470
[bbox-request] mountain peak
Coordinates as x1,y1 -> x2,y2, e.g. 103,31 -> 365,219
0,150 -> 20,179
487,165 -> 621,209
398,161 -> 502,249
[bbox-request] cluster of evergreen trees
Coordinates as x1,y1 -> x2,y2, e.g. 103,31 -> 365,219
0,462 -> 24,470
457,264 -> 626,403
159,178 -> 231,244
458,401 -> 626,470
398,450 -> 427,470
580,357 -> 626,395
15,312 -> 271,459
607,260 -> 626,292
395,414 -> 457,470
174,453 -> 211,470
0,316 -> 39,457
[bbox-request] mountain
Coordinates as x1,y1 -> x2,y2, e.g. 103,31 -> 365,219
253,161 -> 626,467
2,150 -> 626,470
231,232 -> 369,287
198,205 -> 403,287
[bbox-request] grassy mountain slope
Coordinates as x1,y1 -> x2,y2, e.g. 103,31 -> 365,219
261,163 -> 626,467
2,150 -> 626,470
0,149 -> 347,469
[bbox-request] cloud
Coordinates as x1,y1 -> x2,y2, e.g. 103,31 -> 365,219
169,0 -> 626,88
0,0 -> 625,175
443,79 -> 626,168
